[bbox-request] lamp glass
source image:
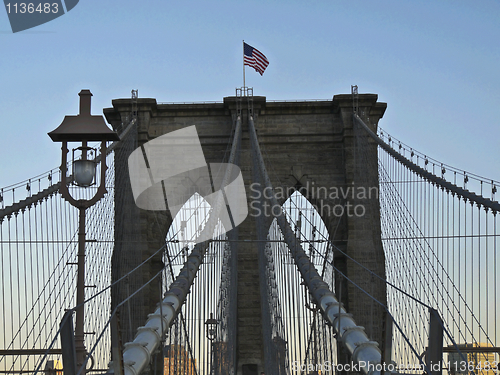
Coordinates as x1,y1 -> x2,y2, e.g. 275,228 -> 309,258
73,159 -> 96,187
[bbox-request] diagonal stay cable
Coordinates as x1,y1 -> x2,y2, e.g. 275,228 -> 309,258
304,233 -> 469,371
374,126 -> 495,349
354,114 -> 500,212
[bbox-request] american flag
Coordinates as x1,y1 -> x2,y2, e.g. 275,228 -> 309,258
244,42 -> 269,75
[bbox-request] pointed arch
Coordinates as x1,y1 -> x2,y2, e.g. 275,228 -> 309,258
161,192 -> 236,373
262,190 -> 337,370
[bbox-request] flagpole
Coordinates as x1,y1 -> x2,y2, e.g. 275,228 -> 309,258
243,40 -> 246,92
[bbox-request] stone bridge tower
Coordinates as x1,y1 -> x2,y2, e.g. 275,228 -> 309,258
104,92 -> 387,374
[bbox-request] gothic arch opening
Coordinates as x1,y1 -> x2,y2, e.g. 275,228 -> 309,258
162,193 -> 236,373
262,190 -> 337,370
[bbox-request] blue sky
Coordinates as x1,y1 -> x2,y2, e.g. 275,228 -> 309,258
1,0 -> 499,190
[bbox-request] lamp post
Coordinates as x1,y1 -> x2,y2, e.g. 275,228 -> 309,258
48,90 -> 119,374
205,313 -> 218,375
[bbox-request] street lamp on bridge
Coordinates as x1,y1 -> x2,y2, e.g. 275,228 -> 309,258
205,313 -> 218,375
48,89 -> 119,374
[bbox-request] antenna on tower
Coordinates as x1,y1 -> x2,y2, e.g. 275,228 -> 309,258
131,89 -> 138,119
351,85 -> 358,114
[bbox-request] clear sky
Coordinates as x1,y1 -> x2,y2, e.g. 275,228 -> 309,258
1,0 -> 499,190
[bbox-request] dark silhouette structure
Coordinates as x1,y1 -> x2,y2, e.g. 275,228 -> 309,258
104,92 -> 387,373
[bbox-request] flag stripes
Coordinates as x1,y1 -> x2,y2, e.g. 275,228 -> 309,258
244,42 -> 269,75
